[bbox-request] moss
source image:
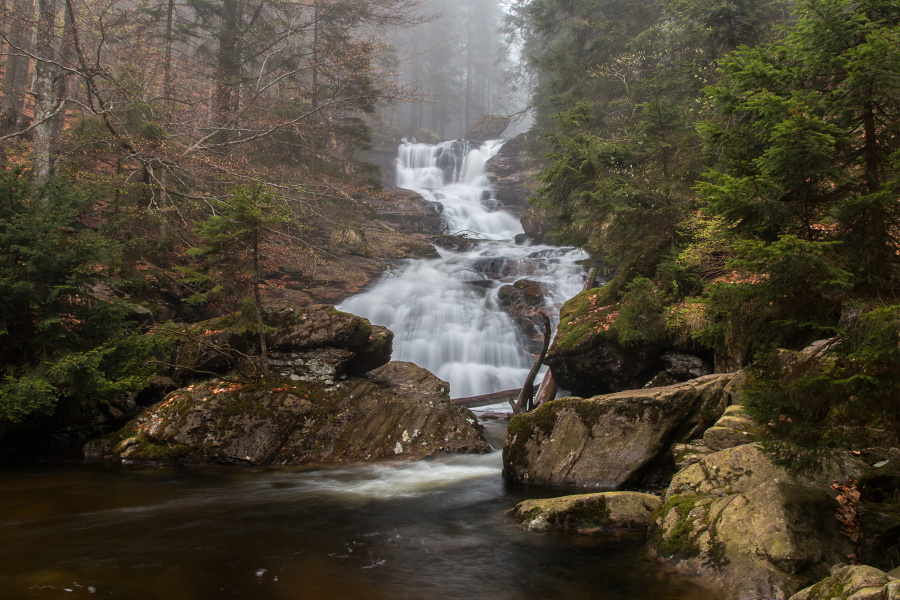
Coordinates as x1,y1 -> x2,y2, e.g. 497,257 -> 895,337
504,406 -> 559,475
554,288 -> 618,354
653,493 -> 703,558
572,399 -> 611,430
132,441 -> 190,462
551,497 -> 611,529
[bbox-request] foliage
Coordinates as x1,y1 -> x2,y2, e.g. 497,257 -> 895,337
0,167 -> 168,423
612,276 -> 667,347
699,0 -> 900,294
744,305 -> 900,453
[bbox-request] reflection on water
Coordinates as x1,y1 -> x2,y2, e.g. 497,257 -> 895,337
0,455 -> 722,600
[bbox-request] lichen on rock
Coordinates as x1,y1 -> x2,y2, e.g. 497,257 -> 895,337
648,443 -> 867,600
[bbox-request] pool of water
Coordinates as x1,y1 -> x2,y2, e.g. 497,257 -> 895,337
0,452 -> 722,599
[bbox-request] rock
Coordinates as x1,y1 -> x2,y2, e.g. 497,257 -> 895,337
545,288 -> 663,396
662,352 -> 712,381
466,114 -> 510,140
502,373 -> 735,488
789,565 -> 898,600
510,491 -> 660,534
111,362 -> 491,465
703,404 -> 758,452
497,279 -> 551,355
174,305 -> 392,382
520,205 -> 556,243
648,443 -> 867,600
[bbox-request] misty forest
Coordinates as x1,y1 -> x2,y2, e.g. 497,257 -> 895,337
0,0 -> 899,597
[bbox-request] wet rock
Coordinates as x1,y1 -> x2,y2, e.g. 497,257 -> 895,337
502,374 -> 736,488
111,362 -> 490,465
497,279 -> 551,354
466,115 -> 510,141
511,491 -> 660,534
648,443 -> 866,600
520,206 -> 556,243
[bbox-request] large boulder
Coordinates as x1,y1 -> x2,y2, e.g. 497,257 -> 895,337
174,305 -> 393,382
110,361 -> 490,465
544,289 -> 663,396
510,491 -> 660,534
648,443 -> 866,600
502,373 -> 736,488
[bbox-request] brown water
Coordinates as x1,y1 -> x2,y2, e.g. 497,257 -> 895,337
0,453 -> 721,600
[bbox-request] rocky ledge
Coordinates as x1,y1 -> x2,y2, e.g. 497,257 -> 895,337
86,304 -> 491,465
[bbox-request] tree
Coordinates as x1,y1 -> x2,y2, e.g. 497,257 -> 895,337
187,186 -> 285,368
699,0 -> 900,295
0,168 -> 164,423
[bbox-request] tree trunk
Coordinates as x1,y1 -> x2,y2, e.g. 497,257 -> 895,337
32,0 -> 60,189
512,312 -> 551,415
163,0 -> 175,108
0,0 -> 33,134
252,232 -> 269,370
215,0 -> 239,142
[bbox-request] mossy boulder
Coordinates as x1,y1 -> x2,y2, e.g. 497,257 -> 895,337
502,373 -> 735,488
545,288 -> 662,396
789,565 -> 899,600
648,443 -> 867,600
110,362 -> 490,466
510,491 -> 660,534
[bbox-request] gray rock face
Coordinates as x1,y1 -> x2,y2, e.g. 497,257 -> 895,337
510,491 -> 660,534
113,362 -> 491,465
502,374 -> 736,488
703,404 -> 758,452
648,443 -> 866,600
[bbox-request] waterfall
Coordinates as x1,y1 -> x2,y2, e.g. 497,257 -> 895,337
339,140 -> 586,399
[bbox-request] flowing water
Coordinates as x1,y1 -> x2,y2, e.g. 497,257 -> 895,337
0,454 -> 722,599
340,139 -> 587,399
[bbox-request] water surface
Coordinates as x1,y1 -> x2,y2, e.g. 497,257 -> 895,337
0,454 -> 721,599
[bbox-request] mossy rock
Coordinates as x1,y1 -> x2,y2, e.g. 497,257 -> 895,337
789,565 -> 898,600
511,491 -> 660,534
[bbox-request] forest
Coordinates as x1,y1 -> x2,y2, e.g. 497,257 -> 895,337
1,0 -> 897,459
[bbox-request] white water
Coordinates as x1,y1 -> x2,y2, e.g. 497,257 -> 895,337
340,139 -> 586,399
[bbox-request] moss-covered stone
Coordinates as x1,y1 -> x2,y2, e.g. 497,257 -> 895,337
511,491 -> 660,534
501,374 -> 734,488
789,565 -> 897,600
648,443 -> 868,600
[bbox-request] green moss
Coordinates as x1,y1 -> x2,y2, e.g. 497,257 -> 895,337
551,497 -> 611,529
132,441 -> 190,462
553,288 -> 618,354
572,398 -> 611,430
652,493 -> 703,558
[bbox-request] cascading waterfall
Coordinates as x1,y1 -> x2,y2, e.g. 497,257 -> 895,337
339,139 -> 586,399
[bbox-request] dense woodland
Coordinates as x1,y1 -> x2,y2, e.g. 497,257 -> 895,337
1,0 -> 900,463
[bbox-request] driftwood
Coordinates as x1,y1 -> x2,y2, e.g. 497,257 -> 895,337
511,311 -> 551,415
531,266 -> 599,410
